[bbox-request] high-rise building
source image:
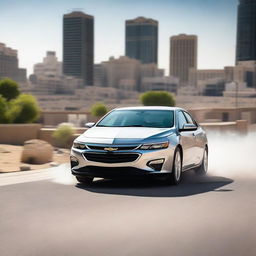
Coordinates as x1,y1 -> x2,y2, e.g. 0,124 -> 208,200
125,17 -> 158,64
236,0 -> 256,62
30,51 -> 83,95
63,11 -> 94,86
169,34 -> 197,84
0,43 -> 26,83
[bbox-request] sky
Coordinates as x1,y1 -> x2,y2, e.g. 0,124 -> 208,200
0,0 -> 238,75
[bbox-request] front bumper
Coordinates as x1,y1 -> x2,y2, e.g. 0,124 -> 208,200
71,166 -> 172,179
70,145 -> 175,179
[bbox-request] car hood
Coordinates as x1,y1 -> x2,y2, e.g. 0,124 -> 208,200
76,127 -> 175,144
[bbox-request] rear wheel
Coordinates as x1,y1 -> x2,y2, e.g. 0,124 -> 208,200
166,148 -> 182,185
195,148 -> 208,175
76,176 -> 94,185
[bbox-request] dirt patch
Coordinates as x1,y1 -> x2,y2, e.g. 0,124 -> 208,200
0,144 -> 70,173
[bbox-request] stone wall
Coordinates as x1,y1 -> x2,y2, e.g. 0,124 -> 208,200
0,124 -> 42,145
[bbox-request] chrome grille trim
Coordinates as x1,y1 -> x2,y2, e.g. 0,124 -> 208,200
86,144 -> 140,151
83,152 -> 140,163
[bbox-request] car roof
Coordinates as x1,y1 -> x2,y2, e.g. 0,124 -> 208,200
114,106 -> 184,111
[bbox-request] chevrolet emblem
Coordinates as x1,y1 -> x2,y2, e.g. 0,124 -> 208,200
104,147 -> 118,152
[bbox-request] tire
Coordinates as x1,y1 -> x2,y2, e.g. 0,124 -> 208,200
166,148 -> 182,185
76,176 -> 94,185
195,148 -> 208,175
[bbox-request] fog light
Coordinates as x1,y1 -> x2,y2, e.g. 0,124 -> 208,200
147,159 -> 165,171
70,156 -> 79,168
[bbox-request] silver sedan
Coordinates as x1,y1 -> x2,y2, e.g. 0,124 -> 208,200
70,107 -> 208,185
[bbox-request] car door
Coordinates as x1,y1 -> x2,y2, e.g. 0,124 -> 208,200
184,112 -> 206,165
177,110 -> 196,169
183,111 -> 201,165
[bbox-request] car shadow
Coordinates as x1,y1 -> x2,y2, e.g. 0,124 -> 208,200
75,171 -> 234,197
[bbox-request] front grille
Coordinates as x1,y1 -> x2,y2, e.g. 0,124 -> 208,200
83,152 -> 140,163
86,145 -> 139,151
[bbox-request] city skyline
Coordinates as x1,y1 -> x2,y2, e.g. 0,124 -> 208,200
0,0 -> 237,75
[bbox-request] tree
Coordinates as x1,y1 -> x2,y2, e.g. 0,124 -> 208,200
7,94 -> 40,123
0,78 -> 20,101
90,103 -> 108,117
140,91 -> 176,107
0,96 -> 8,123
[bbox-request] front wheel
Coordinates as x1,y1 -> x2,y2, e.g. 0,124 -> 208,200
195,148 -> 208,175
76,176 -> 94,185
166,148 -> 182,185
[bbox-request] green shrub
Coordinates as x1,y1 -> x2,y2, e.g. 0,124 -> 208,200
0,78 -> 20,101
140,91 -> 176,107
0,96 -> 9,123
7,94 -> 40,123
53,124 -> 75,148
91,103 -> 108,117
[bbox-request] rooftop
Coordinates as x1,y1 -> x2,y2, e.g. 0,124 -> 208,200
126,17 -> 158,25
64,11 -> 94,19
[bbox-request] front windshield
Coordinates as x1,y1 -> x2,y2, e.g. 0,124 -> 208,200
97,110 -> 174,128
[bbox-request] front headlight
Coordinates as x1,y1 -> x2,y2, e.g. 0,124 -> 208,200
139,141 -> 169,150
73,142 -> 87,150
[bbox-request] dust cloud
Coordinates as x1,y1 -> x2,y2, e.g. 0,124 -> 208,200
51,164 -> 76,185
208,132 -> 256,178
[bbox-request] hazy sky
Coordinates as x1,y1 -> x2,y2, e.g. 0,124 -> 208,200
0,0 -> 238,75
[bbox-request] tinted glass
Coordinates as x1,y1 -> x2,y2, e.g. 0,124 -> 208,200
183,112 -> 194,124
97,110 -> 174,128
178,111 -> 187,129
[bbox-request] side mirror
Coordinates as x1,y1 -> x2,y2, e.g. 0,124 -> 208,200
180,124 -> 197,132
85,122 -> 95,128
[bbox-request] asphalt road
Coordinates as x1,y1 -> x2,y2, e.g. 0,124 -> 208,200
0,164 -> 255,256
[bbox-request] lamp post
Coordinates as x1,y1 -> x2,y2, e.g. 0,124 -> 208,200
235,81 -> 239,120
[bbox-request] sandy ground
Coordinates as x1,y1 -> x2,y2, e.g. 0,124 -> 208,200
0,144 -> 70,173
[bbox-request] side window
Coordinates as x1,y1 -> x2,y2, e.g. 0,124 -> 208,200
184,112 -> 198,127
183,112 -> 193,124
178,111 -> 187,130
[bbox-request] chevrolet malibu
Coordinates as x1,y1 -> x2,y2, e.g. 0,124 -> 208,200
70,107 -> 208,185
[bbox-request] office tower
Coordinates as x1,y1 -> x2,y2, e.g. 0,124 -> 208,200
170,34 -> 197,83
125,17 -> 158,64
236,0 -> 256,62
63,11 -> 94,85
0,43 -> 26,83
